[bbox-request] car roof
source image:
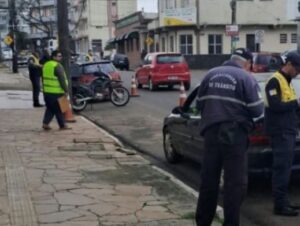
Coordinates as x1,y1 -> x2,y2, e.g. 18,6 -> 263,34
148,52 -> 182,56
74,60 -> 112,66
252,52 -> 281,56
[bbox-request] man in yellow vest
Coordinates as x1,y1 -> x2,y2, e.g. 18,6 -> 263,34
265,50 -> 300,217
85,49 -> 93,62
42,50 -> 70,130
28,51 -> 43,107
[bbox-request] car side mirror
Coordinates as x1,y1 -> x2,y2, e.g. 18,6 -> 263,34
172,106 -> 190,119
172,106 -> 183,114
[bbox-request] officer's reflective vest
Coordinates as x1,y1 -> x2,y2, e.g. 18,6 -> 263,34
265,71 -> 297,107
86,54 -> 93,62
42,60 -> 68,94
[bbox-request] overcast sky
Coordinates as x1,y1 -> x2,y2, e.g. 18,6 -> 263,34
137,0 -> 158,12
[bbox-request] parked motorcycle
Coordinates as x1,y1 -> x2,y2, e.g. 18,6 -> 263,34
71,73 -> 130,112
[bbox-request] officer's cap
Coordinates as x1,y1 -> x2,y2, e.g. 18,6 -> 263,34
232,48 -> 253,61
282,50 -> 300,68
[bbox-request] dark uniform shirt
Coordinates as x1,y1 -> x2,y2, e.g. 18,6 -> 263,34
265,70 -> 299,135
196,60 -> 264,135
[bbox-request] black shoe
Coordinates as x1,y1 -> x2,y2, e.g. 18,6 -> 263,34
34,104 -> 44,108
274,206 -> 299,216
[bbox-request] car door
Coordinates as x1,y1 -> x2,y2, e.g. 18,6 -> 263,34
140,54 -> 153,84
167,87 -> 202,158
183,93 -> 205,163
136,55 -> 147,84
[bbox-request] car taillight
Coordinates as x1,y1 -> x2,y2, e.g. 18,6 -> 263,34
248,123 -> 270,145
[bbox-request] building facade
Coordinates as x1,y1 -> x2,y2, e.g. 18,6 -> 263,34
146,0 -> 297,55
0,9 -> 9,50
112,11 -> 157,69
71,0 -> 137,56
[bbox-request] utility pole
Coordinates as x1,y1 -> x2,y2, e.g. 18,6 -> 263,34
9,0 -> 18,73
297,0 -> 300,53
230,0 -> 237,53
195,0 -> 200,54
56,0 -> 71,94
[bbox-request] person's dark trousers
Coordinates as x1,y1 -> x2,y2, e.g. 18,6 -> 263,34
29,73 -> 41,106
196,123 -> 248,226
43,93 -> 65,128
271,133 -> 295,209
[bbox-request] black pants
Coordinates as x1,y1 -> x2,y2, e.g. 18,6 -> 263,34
29,73 -> 41,105
43,93 -> 65,128
271,133 -> 295,209
196,123 -> 248,226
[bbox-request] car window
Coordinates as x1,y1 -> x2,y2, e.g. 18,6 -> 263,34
254,55 -> 271,65
147,55 -> 153,64
99,63 -> 116,74
70,64 -> 81,78
183,87 -> 200,116
83,63 -> 116,75
83,64 -> 99,74
157,55 -> 184,64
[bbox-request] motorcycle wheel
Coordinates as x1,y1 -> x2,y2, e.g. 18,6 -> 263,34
110,87 -> 130,107
72,93 -> 87,112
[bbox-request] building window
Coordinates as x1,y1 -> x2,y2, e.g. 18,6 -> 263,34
280,34 -> 287,44
170,36 -> 174,52
127,41 -> 130,52
162,37 -> 166,52
136,39 -> 140,51
166,0 -> 175,9
181,0 -> 190,8
130,39 -> 134,51
291,33 -> 297,43
180,34 -> 193,55
208,34 -> 222,54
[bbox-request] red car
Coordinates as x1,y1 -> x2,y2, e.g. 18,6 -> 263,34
70,61 -> 121,84
252,52 -> 282,73
135,53 -> 191,91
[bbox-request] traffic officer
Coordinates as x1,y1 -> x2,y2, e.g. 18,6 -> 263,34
42,50 -> 70,130
85,49 -> 93,62
195,48 -> 264,226
265,50 -> 300,216
28,51 -> 43,107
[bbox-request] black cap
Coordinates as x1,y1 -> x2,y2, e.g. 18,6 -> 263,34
282,50 -> 300,67
232,48 -> 253,61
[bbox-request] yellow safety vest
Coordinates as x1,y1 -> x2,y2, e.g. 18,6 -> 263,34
42,60 -> 68,94
86,54 -> 93,62
265,71 -> 297,107
30,55 -> 41,66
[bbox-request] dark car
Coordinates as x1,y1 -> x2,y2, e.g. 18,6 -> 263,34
70,61 -> 121,84
252,52 -> 282,73
162,78 -> 300,174
112,53 -> 130,71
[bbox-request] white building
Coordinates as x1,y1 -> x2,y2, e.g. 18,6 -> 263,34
0,9 -> 9,50
150,0 -> 297,55
71,0 -> 137,55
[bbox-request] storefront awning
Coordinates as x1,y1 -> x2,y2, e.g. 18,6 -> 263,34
106,37 -> 116,44
116,34 -> 126,41
124,30 -> 139,40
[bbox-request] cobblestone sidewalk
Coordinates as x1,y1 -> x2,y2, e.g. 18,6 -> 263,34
0,65 -> 222,226
0,109 -> 204,226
